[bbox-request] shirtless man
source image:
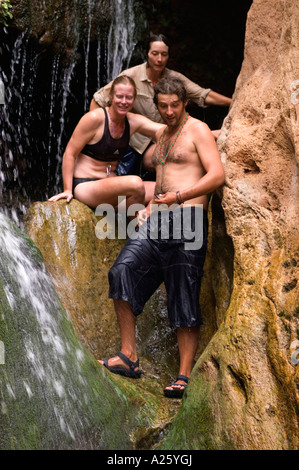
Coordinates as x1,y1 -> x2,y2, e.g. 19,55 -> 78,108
99,77 -> 225,398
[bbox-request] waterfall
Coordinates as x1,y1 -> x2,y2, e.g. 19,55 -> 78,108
0,210 -> 93,447
0,3 -> 151,449
0,211 -> 141,449
0,0 -> 143,226
0,77 -> 4,104
107,0 -> 137,81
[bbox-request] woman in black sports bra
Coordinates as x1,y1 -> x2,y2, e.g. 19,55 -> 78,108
49,75 -> 163,210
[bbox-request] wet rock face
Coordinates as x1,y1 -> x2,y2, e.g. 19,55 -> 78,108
24,199 -> 125,359
9,0 -> 111,57
0,209 -> 176,450
24,199 -> 180,378
163,0 -> 299,450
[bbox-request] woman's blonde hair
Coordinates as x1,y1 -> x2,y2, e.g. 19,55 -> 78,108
109,75 -> 137,102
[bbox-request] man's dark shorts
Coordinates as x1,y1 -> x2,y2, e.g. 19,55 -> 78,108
108,206 -> 208,328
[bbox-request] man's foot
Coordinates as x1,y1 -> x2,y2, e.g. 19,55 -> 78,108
98,352 -> 142,379
163,375 -> 189,399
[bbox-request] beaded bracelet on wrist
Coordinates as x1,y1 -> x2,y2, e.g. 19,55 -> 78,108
176,190 -> 184,205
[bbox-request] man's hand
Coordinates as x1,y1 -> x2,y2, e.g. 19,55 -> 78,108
137,207 -> 148,225
154,192 -> 178,206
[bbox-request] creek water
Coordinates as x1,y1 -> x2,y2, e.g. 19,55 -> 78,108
0,0 -> 147,449
0,210 -> 135,449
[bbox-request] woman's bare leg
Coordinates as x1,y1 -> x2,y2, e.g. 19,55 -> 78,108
74,174 -> 145,209
143,181 -> 156,205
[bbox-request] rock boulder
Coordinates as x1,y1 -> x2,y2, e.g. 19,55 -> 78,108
163,0 -> 299,450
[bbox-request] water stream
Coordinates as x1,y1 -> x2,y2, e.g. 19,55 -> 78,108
107,0 -> 137,81
0,0 -> 148,450
0,211 -> 135,449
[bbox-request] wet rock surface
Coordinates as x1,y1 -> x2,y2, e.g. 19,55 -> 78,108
163,0 -> 299,450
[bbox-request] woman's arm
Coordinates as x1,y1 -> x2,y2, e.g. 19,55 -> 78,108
48,109 -> 104,202
204,90 -> 232,107
127,112 -> 165,142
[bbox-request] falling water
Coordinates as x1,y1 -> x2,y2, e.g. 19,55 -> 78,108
0,211 -> 89,446
0,211 -> 138,449
0,0 -> 143,226
0,1 -> 161,450
107,0 -> 137,81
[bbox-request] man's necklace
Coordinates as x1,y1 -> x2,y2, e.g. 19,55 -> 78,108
158,112 -> 189,164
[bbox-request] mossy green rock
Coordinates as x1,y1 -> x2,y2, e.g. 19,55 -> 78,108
24,199 -> 180,379
23,199 -> 182,448
0,211 -> 176,449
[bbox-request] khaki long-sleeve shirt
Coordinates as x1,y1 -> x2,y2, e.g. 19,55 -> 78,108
93,62 -> 211,154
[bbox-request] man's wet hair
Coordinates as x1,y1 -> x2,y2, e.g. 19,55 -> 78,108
153,77 -> 187,105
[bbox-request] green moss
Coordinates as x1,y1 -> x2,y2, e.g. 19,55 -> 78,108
0,215 -> 143,450
0,0 -> 13,26
101,372 -> 178,450
160,376 -> 234,450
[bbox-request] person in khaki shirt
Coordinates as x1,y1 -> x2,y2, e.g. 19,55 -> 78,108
90,33 -> 232,175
